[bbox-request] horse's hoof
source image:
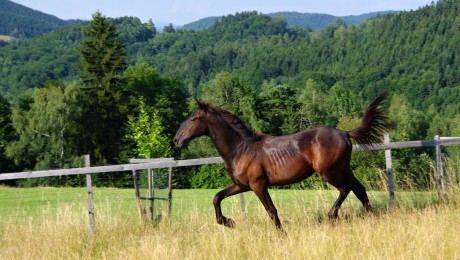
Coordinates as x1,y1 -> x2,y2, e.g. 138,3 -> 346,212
277,227 -> 287,237
328,213 -> 339,220
218,217 -> 236,228
224,218 -> 236,228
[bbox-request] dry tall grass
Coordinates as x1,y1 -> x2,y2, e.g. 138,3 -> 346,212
0,188 -> 459,259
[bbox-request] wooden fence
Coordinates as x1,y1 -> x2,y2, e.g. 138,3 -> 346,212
0,135 -> 459,233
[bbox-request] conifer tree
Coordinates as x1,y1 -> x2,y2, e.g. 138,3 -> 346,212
77,11 -> 128,164
78,11 -> 127,89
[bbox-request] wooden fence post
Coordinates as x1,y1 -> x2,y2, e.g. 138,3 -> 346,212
435,135 -> 447,198
85,155 -> 95,235
148,168 -> 154,221
167,167 -> 173,219
132,169 -> 144,222
240,193 -> 247,223
384,134 -> 395,205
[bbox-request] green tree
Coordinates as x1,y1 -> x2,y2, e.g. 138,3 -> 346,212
126,97 -> 171,159
114,17 -> 157,44
146,19 -> 158,37
201,71 -> 260,131
190,164 -> 230,188
6,83 -> 83,183
388,94 -> 431,189
257,81 -> 300,135
0,94 -> 17,174
122,65 -> 188,188
163,23 -> 175,33
123,65 -> 188,137
389,94 -> 427,141
324,82 -> 362,127
297,79 -> 328,129
78,11 -> 127,89
126,97 -> 173,189
77,11 -> 128,164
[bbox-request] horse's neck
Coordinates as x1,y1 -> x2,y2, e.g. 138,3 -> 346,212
206,115 -> 243,161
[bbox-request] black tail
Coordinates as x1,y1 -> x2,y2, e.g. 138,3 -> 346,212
348,92 -> 389,147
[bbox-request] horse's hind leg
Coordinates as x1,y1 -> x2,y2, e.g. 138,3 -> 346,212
213,184 -> 249,228
322,168 -> 353,219
350,175 -> 372,213
328,187 -> 351,219
327,174 -> 372,220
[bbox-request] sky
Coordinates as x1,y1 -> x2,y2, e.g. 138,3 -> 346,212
11,0 -> 435,25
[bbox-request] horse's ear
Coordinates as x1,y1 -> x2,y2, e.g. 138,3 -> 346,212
195,99 -> 209,111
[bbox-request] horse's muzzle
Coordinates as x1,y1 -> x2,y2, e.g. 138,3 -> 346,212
173,137 -> 184,148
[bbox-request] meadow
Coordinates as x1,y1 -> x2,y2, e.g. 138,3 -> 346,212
0,186 -> 459,259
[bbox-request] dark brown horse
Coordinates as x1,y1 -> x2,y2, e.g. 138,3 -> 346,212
174,92 -> 388,232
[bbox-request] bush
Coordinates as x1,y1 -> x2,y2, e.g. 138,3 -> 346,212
191,164 -> 231,189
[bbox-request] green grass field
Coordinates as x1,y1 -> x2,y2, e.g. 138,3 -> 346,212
0,187 -> 458,259
0,187 -> 441,222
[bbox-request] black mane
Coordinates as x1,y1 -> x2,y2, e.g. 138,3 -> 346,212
207,104 -> 256,140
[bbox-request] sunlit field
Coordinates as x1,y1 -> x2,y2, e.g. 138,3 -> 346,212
0,187 -> 459,259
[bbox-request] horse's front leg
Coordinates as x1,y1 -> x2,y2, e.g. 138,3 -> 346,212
213,184 -> 249,228
250,181 -> 285,233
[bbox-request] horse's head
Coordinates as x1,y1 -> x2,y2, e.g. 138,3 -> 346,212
173,99 -> 210,147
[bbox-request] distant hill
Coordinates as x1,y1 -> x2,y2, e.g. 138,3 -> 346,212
0,0 -> 76,38
0,0 -> 396,37
340,11 -> 398,25
268,11 -> 398,30
180,11 -> 398,31
179,16 -> 221,31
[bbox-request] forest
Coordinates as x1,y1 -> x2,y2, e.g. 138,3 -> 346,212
0,0 -> 459,189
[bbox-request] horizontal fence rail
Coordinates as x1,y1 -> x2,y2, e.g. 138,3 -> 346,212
0,157 -> 224,181
0,137 -> 459,181
354,138 -> 460,151
1,136 -> 458,234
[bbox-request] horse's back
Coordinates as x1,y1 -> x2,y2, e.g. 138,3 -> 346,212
304,126 -> 351,149
259,126 -> 351,163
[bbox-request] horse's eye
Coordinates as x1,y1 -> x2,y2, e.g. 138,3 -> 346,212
191,117 -> 197,122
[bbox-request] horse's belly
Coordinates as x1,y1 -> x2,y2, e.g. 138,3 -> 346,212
266,159 -> 314,186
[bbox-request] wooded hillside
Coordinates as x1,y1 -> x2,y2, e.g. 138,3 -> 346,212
180,11 -> 397,31
0,0 -> 75,38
